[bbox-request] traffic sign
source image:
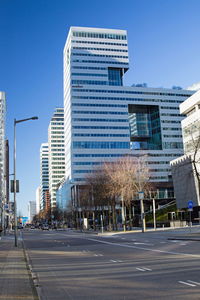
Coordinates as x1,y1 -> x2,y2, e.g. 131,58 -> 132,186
188,200 -> 193,209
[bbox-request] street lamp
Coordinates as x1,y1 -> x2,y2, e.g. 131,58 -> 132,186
14,116 -> 38,247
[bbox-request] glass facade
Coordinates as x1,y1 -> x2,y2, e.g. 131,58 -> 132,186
128,104 -> 162,150
108,68 -> 123,86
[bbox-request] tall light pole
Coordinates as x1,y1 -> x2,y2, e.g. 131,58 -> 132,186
14,116 -> 38,247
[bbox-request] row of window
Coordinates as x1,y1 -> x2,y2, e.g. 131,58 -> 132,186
72,95 -> 182,104
72,52 -> 128,59
72,80 -> 107,85
160,106 -> 179,110
72,103 -> 127,108
149,168 -> 171,172
72,66 -> 107,70
73,168 -> 170,174
163,142 -> 183,149
72,161 -> 170,166
72,59 -> 129,66
72,40 -> 127,46
72,73 -> 107,77
51,140 -> 64,143
51,122 -> 64,125
51,127 -> 65,130
51,131 -> 64,134
73,162 -> 102,166
163,135 -> 182,138
51,144 -> 64,147
72,31 -> 127,40
73,141 -> 129,149
73,153 -> 123,158
73,133 -> 129,137
161,113 -> 181,117
162,127 -> 180,131
161,120 -> 181,124
72,125 -> 129,130
72,47 -> 128,52
73,118 -> 128,123
72,110 -> 127,115
72,88 -> 191,97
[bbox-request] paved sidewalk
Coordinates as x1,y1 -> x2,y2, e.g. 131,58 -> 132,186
0,233 -> 38,300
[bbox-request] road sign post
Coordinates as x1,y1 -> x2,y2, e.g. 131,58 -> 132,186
187,201 -> 193,232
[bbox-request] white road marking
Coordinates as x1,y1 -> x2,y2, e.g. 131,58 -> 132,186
136,267 -> 152,272
110,259 -> 123,263
187,280 -> 200,285
142,267 -> 152,271
110,260 -> 117,262
87,237 -> 200,258
178,281 -> 196,287
134,242 -> 154,246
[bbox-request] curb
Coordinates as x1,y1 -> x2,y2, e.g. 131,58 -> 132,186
168,237 -> 200,242
21,233 -> 41,300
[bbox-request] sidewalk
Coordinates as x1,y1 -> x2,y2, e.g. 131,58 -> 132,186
0,232 -> 38,300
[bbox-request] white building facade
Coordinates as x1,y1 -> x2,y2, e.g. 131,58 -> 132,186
171,90 -> 200,208
40,143 -> 49,211
48,108 -> 65,209
0,92 -> 6,227
28,201 -> 36,223
62,26 -> 193,207
35,186 -> 40,215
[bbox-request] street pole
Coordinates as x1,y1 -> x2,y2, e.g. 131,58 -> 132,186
100,214 -> 103,234
121,195 -> 126,232
139,191 -> 146,233
152,198 -> 156,230
14,119 -> 17,247
13,116 -> 38,247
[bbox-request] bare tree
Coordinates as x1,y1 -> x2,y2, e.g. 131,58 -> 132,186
103,155 -> 151,231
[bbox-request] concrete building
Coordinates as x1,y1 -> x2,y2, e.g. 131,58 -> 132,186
40,143 -> 49,211
28,201 -> 36,223
35,186 -> 40,215
60,26 -> 194,209
48,108 -> 65,209
0,92 -> 6,229
171,90 -> 200,209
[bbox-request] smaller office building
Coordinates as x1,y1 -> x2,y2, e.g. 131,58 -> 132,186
171,90 -> 200,209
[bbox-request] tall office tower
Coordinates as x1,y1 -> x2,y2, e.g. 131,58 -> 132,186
0,92 -> 6,227
40,143 -> 49,211
48,108 -> 65,209
35,186 -> 40,214
28,201 -> 36,223
63,27 -> 193,199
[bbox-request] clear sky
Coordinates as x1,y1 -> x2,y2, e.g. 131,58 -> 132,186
1,0 -> 200,216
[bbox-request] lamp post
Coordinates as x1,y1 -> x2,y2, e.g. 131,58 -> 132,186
14,116 -> 38,247
139,191 -> 146,233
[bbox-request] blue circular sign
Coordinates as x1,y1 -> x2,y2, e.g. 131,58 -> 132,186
188,200 -> 193,209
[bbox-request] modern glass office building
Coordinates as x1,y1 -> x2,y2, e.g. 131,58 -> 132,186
40,143 -> 49,211
48,108 -> 65,208
60,26 -> 194,209
0,92 -> 6,226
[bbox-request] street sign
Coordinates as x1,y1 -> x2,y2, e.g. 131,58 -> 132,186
138,191 -> 144,200
188,200 -> 193,210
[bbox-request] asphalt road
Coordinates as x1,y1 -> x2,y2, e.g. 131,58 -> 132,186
23,228 -> 200,300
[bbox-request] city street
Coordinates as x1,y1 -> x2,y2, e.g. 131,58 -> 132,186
23,228 -> 200,300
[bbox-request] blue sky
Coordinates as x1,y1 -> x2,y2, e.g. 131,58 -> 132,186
1,0 -> 200,216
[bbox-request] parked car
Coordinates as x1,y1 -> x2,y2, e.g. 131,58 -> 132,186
42,225 -> 49,230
